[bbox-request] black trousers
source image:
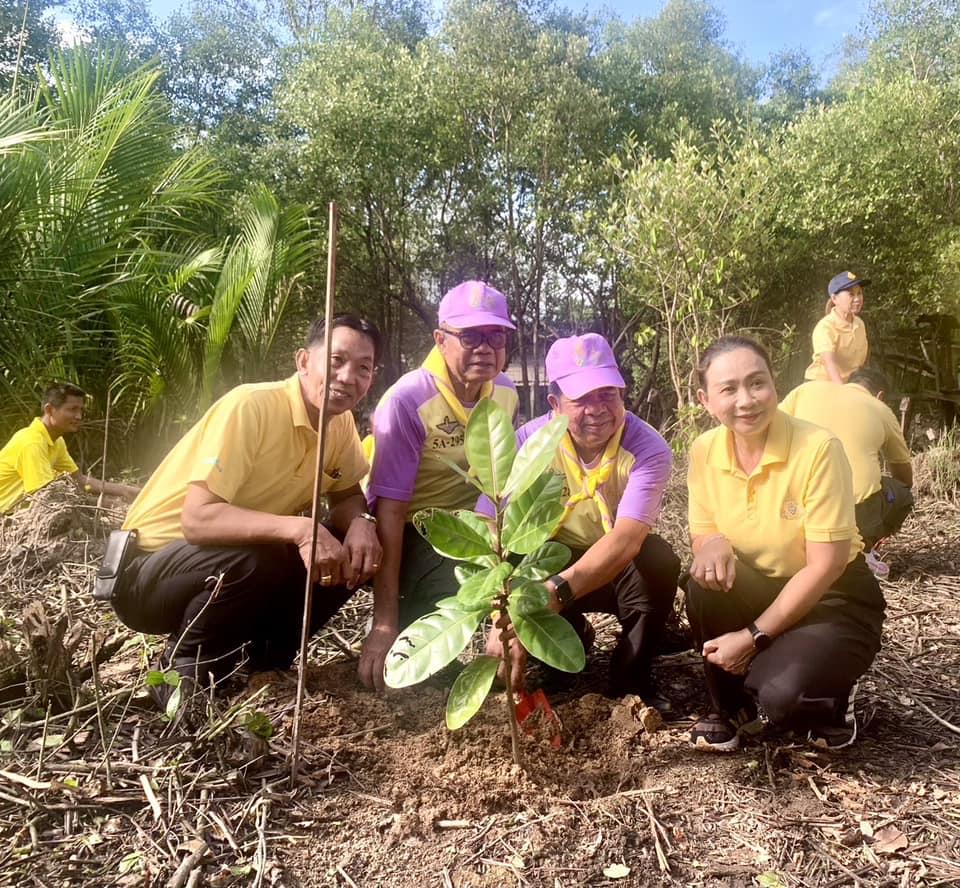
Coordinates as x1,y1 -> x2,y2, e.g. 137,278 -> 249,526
112,537 -> 353,681
562,533 -> 681,695
685,557 -> 884,730
855,476 -> 914,549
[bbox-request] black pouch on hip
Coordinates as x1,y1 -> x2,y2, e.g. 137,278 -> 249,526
93,529 -> 139,602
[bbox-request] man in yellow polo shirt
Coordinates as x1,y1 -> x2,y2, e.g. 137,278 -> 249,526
780,367 -> 913,577
112,316 -> 382,703
0,382 -> 140,513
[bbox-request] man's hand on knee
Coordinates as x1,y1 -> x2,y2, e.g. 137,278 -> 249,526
358,623 -> 398,693
341,516 -> 383,590
295,521 -> 346,587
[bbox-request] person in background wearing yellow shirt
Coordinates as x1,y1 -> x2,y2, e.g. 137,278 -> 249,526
804,271 -> 870,383
0,382 -> 140,513
358,281 -> 518,692
686,335 -> 884,752
111,316 -> 382,707
780,367 -> 913,579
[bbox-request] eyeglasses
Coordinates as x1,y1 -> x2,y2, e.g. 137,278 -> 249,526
441,328 -> 509,349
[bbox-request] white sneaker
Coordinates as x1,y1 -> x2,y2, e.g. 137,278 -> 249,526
864,548 -> 890,579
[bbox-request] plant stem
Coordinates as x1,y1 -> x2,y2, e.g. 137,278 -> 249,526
499,615 -> 522,768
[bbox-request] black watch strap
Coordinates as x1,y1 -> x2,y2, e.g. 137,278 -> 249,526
548,574 -> 574,607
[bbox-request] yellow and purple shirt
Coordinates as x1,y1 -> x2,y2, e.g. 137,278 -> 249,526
515,411 -> 672,550
367,369 -> 518,515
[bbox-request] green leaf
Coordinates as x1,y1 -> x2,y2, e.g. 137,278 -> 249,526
413,510 -> 495,565
384,608 -> 484,688
603,864 -> 631,879
445,655 -> 500,730
144,670 -> 166,688
456,562 -> 512,610
438,456 -> 484,493
244,710 -> 274,740
455,563 -> 484,585
756,873 -> 787,888
508,606 -> 585,673
502,415 -> 568,500
501,472 -> 565,555
464,399 -> 516,498
165,684 -> 182,721
508,580 -> 551,615
513,541 -> 571,581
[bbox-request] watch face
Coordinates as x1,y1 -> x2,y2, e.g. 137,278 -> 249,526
754,632 -> 772,651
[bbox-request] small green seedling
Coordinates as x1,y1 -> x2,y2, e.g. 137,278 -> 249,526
144,668 -> 183,721
384,400 -> 585,765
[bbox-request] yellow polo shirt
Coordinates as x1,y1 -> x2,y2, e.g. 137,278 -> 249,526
804,311 -> 868,381
780,381 -> 911,502
0,418 -> 78,513
124,374 -> 367,551
687,411 -> 862,578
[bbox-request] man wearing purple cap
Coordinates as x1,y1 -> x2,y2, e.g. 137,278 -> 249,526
487,333 -> 680,708
358,281 -> 519,692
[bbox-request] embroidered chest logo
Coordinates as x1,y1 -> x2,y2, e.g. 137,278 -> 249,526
437,417 -> 463,436
781,500 -> 802,520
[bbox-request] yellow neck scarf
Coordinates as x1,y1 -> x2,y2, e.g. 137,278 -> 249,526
558,422 -> 625,533
421,346 -> 493,426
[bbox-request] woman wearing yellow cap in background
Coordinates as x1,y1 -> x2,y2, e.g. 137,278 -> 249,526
804,271 -> 870,383
685,335 -> 884,752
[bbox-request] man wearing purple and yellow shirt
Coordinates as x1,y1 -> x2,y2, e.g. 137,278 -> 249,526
487,334 -> 681,709
358,281 -> 519,691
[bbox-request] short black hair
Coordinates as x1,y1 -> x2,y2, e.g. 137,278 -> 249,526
697,335 -> 773,389
548,381 -> 563,398
848,367 -> 889,396
42,382 -> 86,410
305,314 -> 383,365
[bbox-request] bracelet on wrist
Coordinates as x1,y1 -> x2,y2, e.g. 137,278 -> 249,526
355,511 -> 377,526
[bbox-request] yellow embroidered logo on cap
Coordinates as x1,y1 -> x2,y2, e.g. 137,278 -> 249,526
847,272 -> 856,280
468,285 -> 495,310
573,339 -> 602,367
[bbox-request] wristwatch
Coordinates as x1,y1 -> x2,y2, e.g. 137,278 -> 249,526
548,574 -> 575,607
748,622 -> 772,651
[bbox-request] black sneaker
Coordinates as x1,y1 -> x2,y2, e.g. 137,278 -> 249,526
808,682 -> 859,750
690,712 -> 740,752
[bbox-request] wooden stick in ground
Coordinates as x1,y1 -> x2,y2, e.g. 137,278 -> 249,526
95,384 -> 112,513
290,201 -> 338,786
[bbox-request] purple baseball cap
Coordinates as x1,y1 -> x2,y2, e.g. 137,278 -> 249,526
438,281 -> 516,330
546,334 -> 626,399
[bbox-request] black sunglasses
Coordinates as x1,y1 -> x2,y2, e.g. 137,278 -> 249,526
441,328 -> 509,349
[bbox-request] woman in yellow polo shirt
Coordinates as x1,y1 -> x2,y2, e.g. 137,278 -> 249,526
804,272 -> 870,382
686,335 -> 884,751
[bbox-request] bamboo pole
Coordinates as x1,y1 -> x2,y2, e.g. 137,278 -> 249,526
290,202 -> 338,785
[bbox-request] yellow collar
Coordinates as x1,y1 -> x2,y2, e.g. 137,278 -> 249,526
708,410 -> 791,476
284,373 -> 315,431
421,346 -> 493,426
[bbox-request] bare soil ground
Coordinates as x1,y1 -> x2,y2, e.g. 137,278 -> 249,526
0,466 -> 957,888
